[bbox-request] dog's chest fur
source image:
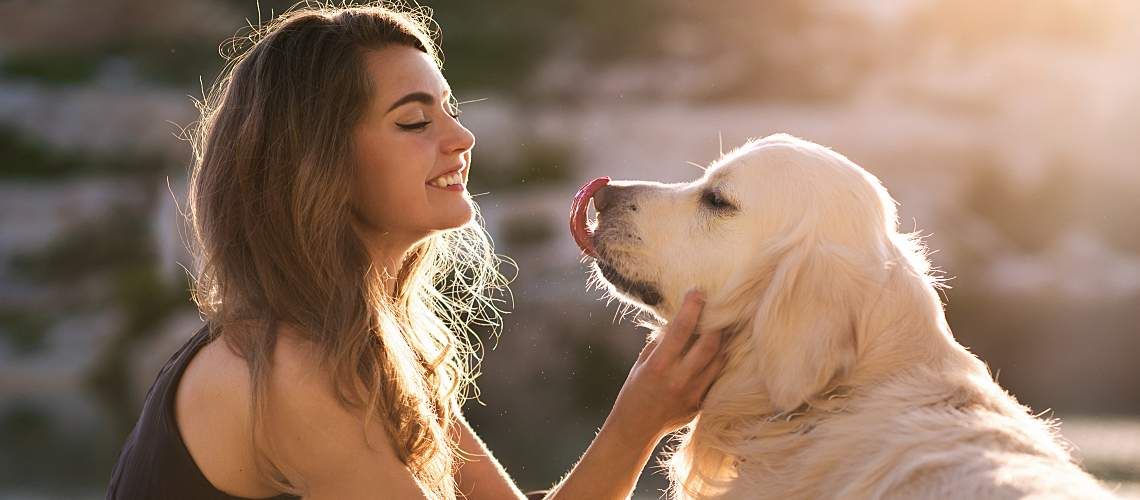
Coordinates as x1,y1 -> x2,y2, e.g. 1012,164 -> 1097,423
673,372 -> 1108,500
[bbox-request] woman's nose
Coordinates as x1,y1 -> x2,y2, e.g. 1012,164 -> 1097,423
445,118 -> 475,155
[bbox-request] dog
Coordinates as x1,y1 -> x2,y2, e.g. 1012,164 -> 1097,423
569,134 -> 1114,499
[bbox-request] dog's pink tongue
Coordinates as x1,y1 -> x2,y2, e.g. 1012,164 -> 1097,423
570,177 -> 609,258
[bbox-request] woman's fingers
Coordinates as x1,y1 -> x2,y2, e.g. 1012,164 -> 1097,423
677,327 -> 724,376
653,290 -> 705,362
635,336 -> 659,365
693,353 -> 728,405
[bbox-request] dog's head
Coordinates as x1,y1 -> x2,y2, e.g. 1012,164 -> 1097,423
571,133 -> 916,412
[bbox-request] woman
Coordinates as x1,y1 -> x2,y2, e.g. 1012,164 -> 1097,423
107,3 -> 725,499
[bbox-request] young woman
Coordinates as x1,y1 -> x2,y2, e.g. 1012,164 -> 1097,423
107,3 -> 725,499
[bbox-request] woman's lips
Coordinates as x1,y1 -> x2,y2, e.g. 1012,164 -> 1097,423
426,167 -> 466,191
570,177 -> 610,258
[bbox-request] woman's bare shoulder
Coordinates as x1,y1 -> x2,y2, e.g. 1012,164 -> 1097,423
175,324 -> 281,497
261,323 -> 431,498
179,321 -> 427,497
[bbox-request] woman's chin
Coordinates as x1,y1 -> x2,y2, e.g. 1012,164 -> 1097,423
437,201 -> 475,230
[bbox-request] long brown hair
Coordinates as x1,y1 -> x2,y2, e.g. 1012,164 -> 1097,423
186,2 -> 508,497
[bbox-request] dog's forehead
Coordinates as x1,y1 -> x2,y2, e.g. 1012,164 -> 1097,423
705,136 -> 835,187
705,145 -> 776,185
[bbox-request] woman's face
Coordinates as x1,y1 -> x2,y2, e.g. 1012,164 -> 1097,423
351,45 -> 475,253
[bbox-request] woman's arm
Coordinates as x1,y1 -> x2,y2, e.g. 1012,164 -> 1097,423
547,291 -> 724,499
455,291 -> 721,500
453,413 -> 528,500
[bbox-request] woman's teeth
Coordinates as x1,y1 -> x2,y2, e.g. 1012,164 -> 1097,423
429,172 -> 464,188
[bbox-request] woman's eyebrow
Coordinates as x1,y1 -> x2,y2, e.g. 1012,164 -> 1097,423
385,89 -> 453,114
386,91 -> 433,113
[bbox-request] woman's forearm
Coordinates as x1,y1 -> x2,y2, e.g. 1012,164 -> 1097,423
546,412 -> 661,500
543,292 -> 722,499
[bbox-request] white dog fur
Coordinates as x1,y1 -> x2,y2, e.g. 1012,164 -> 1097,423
586,134 -> 1113,499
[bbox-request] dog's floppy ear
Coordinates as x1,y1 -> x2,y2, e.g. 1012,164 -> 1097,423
752,242 -> 859,413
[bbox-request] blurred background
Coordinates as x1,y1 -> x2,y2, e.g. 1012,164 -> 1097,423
1,0 -> 1139,498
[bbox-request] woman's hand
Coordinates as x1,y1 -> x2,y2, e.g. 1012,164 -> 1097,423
605,289 -> 727,444
545,290 -> 725,499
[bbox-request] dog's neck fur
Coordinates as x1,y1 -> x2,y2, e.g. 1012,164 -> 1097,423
665,263 -> 999,498
718,275 -> 982,416
848,266 -> 987,388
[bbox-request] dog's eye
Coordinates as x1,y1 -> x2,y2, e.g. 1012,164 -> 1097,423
701,190 -> 736,211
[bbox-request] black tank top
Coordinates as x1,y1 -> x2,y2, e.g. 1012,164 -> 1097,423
106,324 -> 299,500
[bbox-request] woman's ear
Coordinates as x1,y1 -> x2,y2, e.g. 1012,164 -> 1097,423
752,242 -> 860,413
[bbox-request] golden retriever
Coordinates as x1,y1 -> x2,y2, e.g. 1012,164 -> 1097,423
569,134 -> 1114,499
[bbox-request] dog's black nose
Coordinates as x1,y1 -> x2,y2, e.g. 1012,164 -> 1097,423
592,184 -> 637,213
592,185 -> 613,212
593,183 -> 642,214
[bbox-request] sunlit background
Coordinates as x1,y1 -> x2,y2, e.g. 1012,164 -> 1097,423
1,0 -> 1138,498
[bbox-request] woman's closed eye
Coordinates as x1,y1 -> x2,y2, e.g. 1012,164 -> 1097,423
396,120 -> 431,131
395,108 -> 461,131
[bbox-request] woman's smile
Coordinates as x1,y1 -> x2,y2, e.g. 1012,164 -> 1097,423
426,167 -> 467,191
